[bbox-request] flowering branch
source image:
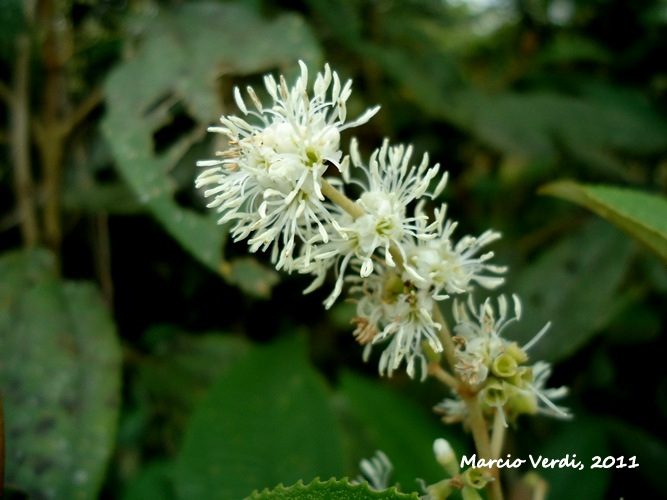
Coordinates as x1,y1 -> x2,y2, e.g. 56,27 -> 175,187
195,61 -> 570,500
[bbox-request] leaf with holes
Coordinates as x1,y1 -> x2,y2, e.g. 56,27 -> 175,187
103,2 -> 321,276
0,248 -> 121,500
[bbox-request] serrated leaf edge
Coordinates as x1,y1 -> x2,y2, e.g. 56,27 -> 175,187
246,476 -> 419,499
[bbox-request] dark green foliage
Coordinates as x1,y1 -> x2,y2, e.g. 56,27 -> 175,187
1,1 -> 666,499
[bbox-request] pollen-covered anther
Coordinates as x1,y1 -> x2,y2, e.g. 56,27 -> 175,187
351,316 -> 378,345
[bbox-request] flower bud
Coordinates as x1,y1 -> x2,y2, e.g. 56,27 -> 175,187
491,353 -> 518,378
482,379 -> 508,408
433,438 -> 459,476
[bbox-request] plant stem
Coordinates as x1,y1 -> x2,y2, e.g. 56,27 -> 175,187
428,364 -> 459,390
432,294 -> 504,499
11,26 -> 39,247
490,409 -> 506,460
321,178 -> 365,219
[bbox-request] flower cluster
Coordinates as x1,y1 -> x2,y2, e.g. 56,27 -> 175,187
196,61 -> 379,270
196,62 -> 564,410
434,295 -> 570,426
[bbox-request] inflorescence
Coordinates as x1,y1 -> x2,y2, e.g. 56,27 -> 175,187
196,61 -> 568,425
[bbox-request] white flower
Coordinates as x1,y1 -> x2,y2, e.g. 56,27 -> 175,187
450,294 -> 521,384
403,205 -> 506,300
342,138 -> 448,277
436,294 -> 570,425
350,264 -> 444,381
296,139 -> 448,308
196,61 -> 380,269
525,361 -> 570,419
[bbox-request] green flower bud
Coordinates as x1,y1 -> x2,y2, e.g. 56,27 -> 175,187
482,379 -> 508,408
463,467 -> 490,489
505,341 -> 528,363
508,390 -> 538,416
491,353 -> 518,378
424,479 -> 454,500
381,273 -> 404,303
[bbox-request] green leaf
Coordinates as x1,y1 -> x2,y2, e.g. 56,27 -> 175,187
103,2 -> 321,275
509,219 -> 633,362
121,461 -> 177,500
608,420 -> 667,495
0,0 -> 26,43
444,89 -> 667,165
539,181 -> 667,263
248,477 -> 419,500
535,418 -> 612,500
135,327 -> 251,448
0,249 -> 122,500
339,372 -> 465,492
223,257 -> 281,300
174,335 -> 346,500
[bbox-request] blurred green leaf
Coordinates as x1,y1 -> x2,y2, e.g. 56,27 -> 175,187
444,89 -> 667,165
0,248 -> 122,500
174,335 -> 346,500
103,2 -> 321,276
608,419 -> 667,495
62,181 -> 142,215
223,257 -> 281,300
510,219 -> 633,362
135,327 -> 251,451
339,372 -> 465,493
538,34 -> 612,65
536,418 -> 612,500
540,181 -> 667,263
248,478 -> 419,500
0,0 -> 26,43
121,461 -> 177,500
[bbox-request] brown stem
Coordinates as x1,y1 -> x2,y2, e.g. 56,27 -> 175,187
432,305 -> 504,500
0,81 -> 12,103
11,31 -> 40,247
428,364 -> 459,390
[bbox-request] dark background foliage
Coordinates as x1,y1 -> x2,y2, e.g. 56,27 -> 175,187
1,0 -> 666,498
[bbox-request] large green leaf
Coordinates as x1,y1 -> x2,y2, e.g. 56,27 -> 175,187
339,372 -> 466,493
607,419 -> 667,495
536,418 -> 612,500
102,2 -> 321,275
509,219 -> 633,362
0,249 -> 122,499
443,89 -> 667,168
135,327 -> 251,449
174,335 -> 346,500
248,478 -> 419,500
540,181 -> 667,263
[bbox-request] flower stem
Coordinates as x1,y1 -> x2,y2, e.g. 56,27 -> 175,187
321,178 -> 365,219
428,364 -> 459,390
432,305 -> 504,500
490,409 -> 507,460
